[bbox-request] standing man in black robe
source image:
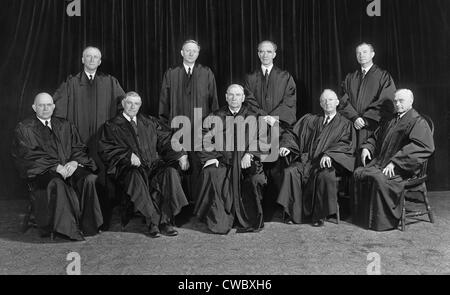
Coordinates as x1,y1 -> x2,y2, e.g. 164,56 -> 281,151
194,84 -> 267,234
159,39 -> 219,207
99,92 -> 189,238
339,42 -> 396,157
12,93 -> 103,241
353,89 -> 434,231
53,46 -> 126,229
277,90 -> 355,226
243,40 -> 297,220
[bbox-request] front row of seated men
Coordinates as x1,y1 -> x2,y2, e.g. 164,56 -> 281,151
12,86 -> 434,240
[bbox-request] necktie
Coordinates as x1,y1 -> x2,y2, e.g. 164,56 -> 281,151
395,114 -> 401,123
323,116 -> 330,126
130,119 -> 138,135
45,120 -> 51,130
89,74 -> 93,80
187,67 -> 191,78
362,69 -> 366,79
264,68 -> 269,87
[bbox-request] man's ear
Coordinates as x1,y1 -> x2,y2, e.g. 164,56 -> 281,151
32,104 -> 36,113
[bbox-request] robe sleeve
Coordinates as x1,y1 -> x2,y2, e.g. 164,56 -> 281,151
111,77 -> 126,115
98,122 -> 132,175
197,114 -> 224,164
12,124 -> 59,178
390,117 -> 435,175
53,78 -> 71,119
323,120 -> 356,172
267,75 -> 297,124
152,117 -> 186,164
158,70 -> 171,125
68,122 -> 97,171
244,75 -> 269,117
208,70 -> 219,113
339,74 -> 360,121
363,72 -> 396,123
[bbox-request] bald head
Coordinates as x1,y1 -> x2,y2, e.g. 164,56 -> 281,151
32,93 -> 55,120
394,89 -> 414,114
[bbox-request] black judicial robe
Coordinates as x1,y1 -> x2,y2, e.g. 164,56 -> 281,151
99,114 -> 188,225
159,64 -> 219,204
339,64 -> 396,148
12,117 -> 103,239
244,66 -> 297,126
277,113 -> 355,223
353,109 -> 435,231
53,71 -> 125,144
194,105 -> 267,234
159,64 -> 219,126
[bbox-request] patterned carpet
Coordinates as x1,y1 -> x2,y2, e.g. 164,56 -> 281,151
0,192 -> 449,275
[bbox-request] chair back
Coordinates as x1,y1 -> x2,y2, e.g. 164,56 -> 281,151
414,113 -> 434,179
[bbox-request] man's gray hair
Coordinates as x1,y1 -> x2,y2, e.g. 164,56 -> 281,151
258,40 -> 278,52
320,89 -> 338,100
182,39 -> 201,51
395,88 -> 414,101
124,91 -> 141,100
226,84 -> 245,93
356,42 -> 375,52
82,46 -> 102,57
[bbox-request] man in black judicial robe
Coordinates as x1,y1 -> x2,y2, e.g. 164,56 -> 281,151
159,40 -> 219,206
339,42 -> 396,156
244,40 -> 297,127
12,93 -> 103,241
194,84 -> 268,234
99,92 -> 189,238
277,90 -> 355,226
53,46 -> 125,228
243,40 -> 297,220
353,89 -> 434,231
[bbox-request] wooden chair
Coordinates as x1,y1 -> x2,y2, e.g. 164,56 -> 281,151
22,179 -> 54,240
399,114 -> 435,231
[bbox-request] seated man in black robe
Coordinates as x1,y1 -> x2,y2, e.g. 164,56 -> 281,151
277,89 -> 355,227
12,93 -> 103,241
194,84 -> 268,234
99,91 -> 189,238
353,89 -> 435,231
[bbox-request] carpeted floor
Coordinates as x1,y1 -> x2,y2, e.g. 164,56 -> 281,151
0,192 -> 449,275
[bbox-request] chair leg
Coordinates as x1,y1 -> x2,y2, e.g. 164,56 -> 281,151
401,192 -> 406,231
422,191 -> 435,223
336,201 -> 340,224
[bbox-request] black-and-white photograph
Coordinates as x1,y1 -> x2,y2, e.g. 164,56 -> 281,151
0,0 -> 449,279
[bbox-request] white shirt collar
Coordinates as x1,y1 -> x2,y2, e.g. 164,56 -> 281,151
228,107 -> 241,115
361,63 -> 373,74
183,63 -> 195,74
261,64 -> 274,75
122,112 -> 137,123
37,116 -> 51,127
323,112 -> 337,123
85,70 -> 96,79
397,109 -> 411,119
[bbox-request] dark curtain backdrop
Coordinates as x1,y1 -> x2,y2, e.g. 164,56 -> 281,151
0,0 -> 448,199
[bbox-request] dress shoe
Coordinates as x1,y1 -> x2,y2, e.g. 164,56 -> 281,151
148,224 -> 160,238
70,231 -> 85,241
312,219 -> 325,227
159,224 -> 178,236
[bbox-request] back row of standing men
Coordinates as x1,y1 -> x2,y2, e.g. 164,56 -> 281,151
12,40 -> 434,240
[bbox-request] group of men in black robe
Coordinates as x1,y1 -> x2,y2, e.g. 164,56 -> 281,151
12,40 -> 435,241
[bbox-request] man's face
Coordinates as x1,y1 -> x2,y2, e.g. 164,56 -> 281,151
32,94 -> 55,120
355,44 -> 375,66
394,91 -> 413,114
122,96 -> 142,118
320,91 -> 339,113
82,47 -> 102,72
225,86 -> 245,109
180,42 -> 200,64
258,42 -> 276,66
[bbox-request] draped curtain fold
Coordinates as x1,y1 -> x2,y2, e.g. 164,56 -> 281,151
0,0 -> 448,198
